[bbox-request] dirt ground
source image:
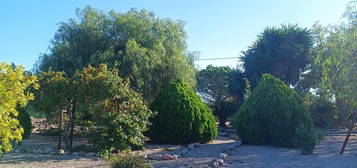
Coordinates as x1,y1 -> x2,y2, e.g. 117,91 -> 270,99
225,135 -> 357,168
1,130 -> 357,168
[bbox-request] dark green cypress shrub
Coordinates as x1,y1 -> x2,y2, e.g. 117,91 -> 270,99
148,80 -> 217,144
17,107 -> 32,139
234,74 -> 320,151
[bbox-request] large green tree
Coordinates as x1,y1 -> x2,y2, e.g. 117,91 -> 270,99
241,24 -> 313,89
36,6 -> 196,102
34,64 -> 153,154
314,0 -> 357,153
196,65 -> 246,126
0,63 -> 38,155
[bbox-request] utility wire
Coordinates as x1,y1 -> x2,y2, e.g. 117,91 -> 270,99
196,57 -> 239,61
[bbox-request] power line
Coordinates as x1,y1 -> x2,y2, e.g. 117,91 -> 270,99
196,57 -> 239,61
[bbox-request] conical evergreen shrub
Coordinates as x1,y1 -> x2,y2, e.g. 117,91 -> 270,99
234,74 -> 319,150
17,107 -> 32,139
148,80 -> 217,144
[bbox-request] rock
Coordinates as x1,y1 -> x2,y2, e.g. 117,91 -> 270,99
173,154 -> 180,159
142,154 -> 148,159
219,153 -> 228,160
57,149 -> 65,155
161,154 -> 175,160
147,154 -> 162,160
188,142 -> 200,149
180,148 -> 189,155
86,152 -> 96,157
216,159 -> 224,166
209,160 -> 220,168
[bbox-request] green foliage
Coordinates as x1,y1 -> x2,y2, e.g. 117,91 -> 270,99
234,74 -> 319,152
309,97 -> 338,129
295,125 -> 323,155
33,64 -> 153,154
241,24 -> 313,89
148,80 -> 217,144
313,5 -> 357,124
17,107 -> 32,139
34,69 -> 70,122
111,152 -> 152,168
0,63 -> 38,155
197,65 -> 246,127
37,6 -> 196,102
74,65 -> 153,154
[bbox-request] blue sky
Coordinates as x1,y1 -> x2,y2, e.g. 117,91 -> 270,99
0,0 -> 349,70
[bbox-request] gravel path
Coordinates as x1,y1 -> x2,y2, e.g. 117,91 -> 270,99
225,135 -> 357,168
151,136 -> 238,168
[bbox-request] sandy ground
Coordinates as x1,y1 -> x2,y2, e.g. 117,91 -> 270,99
150,136 -> 238,168
225,135 -> 357,168
1,131 -> 357,168
0,154 -> 109,168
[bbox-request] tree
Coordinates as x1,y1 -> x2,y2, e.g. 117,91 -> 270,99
314,1 -> 357,153
234,74 -> 320,154
34,64 -> 153,155
148,80 -> 217,144
0,63 -> 38,155
241,24 -> 313,89
196,65 -> 246,127
73,65 -> 153,155
36,6 -> 196,102
34,69 -> 72,150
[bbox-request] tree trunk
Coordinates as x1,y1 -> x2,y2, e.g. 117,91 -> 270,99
340,122 -> 354,154
340,111 -> 356,154
57,109 -> 64,151
69,99 -> 76,152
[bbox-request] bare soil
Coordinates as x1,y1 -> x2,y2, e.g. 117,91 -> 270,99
224,135 -> 357,168
1,121 -> 357,168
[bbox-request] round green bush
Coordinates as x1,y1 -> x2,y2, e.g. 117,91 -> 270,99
234,74 -> 316,148
148,80 -> 217,144
17,108 -> 32,139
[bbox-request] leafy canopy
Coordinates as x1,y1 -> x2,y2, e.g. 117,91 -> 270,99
314,1 -> 357,122
241,24 -> 313,89
0,63 -> 38,154
196,65 -> 246,126
37,6 -> 196,102
34,64 -> 153,154
73,65 -> 153,153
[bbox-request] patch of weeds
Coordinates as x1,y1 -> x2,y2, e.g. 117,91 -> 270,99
111,152 -> 152,168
